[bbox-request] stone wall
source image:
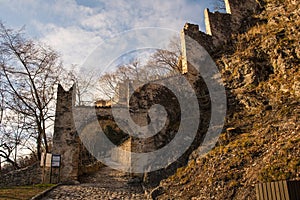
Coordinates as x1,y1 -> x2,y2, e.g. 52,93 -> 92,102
180,23 -> 214,74
111,138 -> 132,172
179,0 -> 260,84
204,8 -> 232,46
181,0 -> 259,55
0,163 -> 42,187
224,0 -> 260,32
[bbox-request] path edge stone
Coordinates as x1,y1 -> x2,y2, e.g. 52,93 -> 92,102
30,184 -> 62,200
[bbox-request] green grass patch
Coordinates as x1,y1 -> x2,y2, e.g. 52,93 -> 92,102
0,184 -> 55,200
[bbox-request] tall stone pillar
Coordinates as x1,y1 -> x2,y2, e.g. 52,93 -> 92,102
52,84 -> 80,183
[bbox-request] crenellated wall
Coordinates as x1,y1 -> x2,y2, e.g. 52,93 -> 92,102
180,0 -> 260,63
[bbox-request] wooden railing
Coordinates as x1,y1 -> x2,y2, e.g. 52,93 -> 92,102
256,180 -> 300,200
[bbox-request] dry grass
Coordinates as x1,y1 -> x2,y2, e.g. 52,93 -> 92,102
0,184 -> 55,200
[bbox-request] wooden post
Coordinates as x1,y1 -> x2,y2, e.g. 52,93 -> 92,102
41,152 -> 46,183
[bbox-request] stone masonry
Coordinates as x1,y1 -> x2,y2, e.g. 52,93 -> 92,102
52,84 -> 80,183
0,163 -> 42,187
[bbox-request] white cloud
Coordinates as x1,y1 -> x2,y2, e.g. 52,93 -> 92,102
0,0 -> 215,67
36,23 -> 102,67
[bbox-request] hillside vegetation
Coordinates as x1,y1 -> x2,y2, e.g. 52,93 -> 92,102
157,0 -> 299,199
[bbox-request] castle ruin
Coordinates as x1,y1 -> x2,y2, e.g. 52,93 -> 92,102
51,0 -> 260,184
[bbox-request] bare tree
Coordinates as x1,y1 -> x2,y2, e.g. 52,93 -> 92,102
147,35 -> 181,73
97,59 -> 143,100
0,22 -> 62,160
148,49 -> 180,73
98,72 -> 119,100
63,67 -> 98,106
0,112 -> 31,169
0,141 -> 19,169
213,0 -> 226,12
0,71 -> 4,124
97,37 -> 182,100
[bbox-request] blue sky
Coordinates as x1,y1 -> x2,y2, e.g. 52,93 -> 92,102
0,0 -> 217,67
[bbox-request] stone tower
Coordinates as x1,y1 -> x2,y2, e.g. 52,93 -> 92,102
52,84 -> 79,183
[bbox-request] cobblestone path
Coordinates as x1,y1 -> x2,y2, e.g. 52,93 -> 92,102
41,167 -> 146,200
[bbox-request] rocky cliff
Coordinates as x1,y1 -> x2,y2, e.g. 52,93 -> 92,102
157,0 -> 300,199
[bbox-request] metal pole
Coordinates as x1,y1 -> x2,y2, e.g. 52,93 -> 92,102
15,141 -> 17,169
50,165 -> 52,184
58,156 -> 61,183
42,152 -> 46,183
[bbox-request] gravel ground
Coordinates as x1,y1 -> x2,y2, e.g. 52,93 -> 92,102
41,167 -> 147,200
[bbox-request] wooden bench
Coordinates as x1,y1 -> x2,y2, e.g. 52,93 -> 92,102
256,180 -> 300,200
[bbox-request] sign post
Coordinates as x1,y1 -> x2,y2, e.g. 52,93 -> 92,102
41,153 -> 61,183
51,155 -> 61,167
50,154 -> 61,183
